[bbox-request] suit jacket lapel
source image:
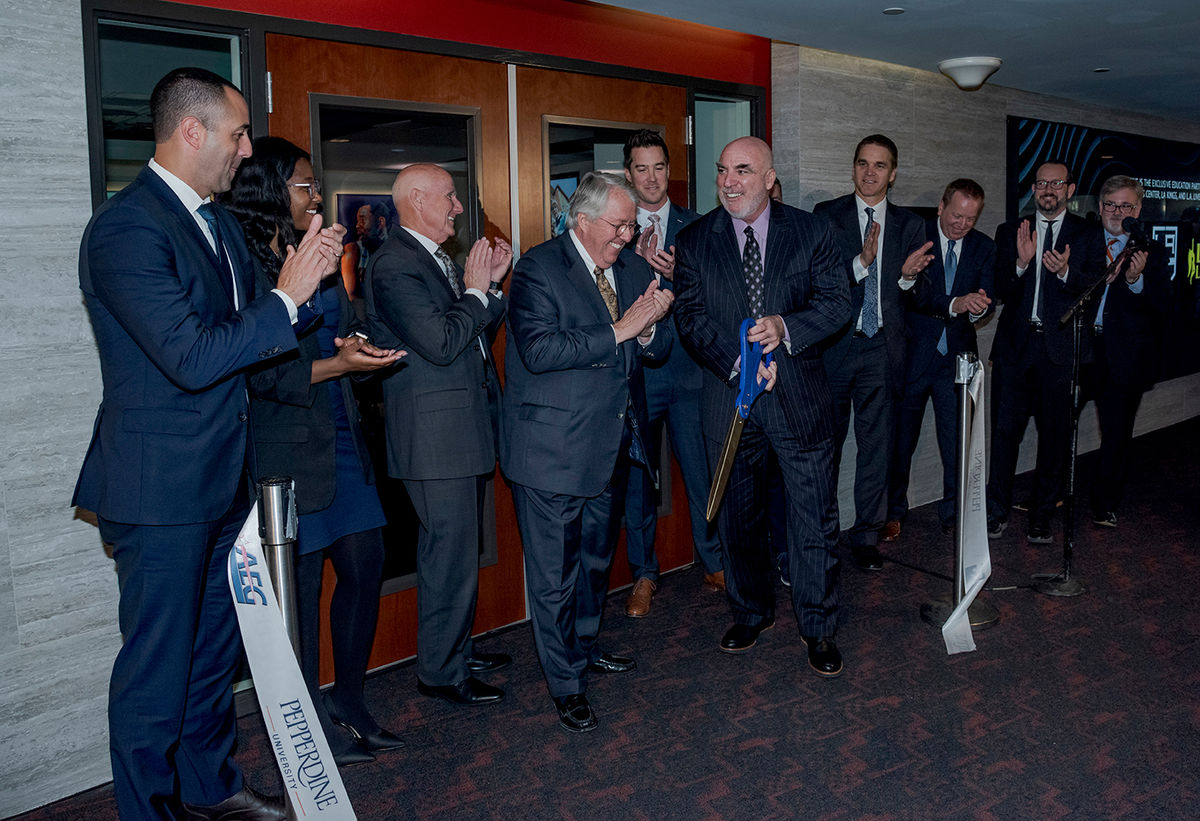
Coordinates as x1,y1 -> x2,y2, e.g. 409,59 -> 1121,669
710,209 -> 752,319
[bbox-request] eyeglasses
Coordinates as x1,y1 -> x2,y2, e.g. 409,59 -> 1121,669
1033,179 -> 1068,190
288,180 -> 322,198
1100,200 -> 1137,215
594,217 -> 637,236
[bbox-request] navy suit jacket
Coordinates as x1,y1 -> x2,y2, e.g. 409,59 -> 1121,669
501,231 -> 671,498
364,226 -> 506,481
672,200 -> 851,447
813,194 -> 925,391
1092,239 -> 1172,390
904,219 -> 997,380
991,211 -> 1106,367
74,165 -> 300,525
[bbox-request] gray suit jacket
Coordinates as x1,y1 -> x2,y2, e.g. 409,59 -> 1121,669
364,226 -> 506,481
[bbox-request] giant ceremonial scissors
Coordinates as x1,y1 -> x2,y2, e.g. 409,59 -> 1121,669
706,318 -> 774,522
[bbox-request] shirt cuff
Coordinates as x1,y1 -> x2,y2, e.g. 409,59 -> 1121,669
465,287 -> 489,307
1128,275 -> 1145,294
272,289 -> 299,324
898,276 -> 916,291
853,257 -> 869,282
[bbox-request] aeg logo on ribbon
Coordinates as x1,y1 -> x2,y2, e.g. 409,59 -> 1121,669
231,538 -> 268,606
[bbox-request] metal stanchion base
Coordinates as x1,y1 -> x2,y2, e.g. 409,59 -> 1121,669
919,597 -> 1001,630
1032,572 -> 1086,597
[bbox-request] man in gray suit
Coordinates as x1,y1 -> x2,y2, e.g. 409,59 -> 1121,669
503,172 -> 672,733
365,163 -> 512,706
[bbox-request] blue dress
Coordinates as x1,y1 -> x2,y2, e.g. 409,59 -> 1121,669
296,280 -> 387,555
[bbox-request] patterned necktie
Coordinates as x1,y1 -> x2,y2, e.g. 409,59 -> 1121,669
861,206 -> 879,337
1097,237 -> 1121,331
197,202 -> 237,308
594,266 -> 619,321
434,248 -> 462,298
937,238 -> 957,355
743,226 -> 764,319
648,213 -> 662,247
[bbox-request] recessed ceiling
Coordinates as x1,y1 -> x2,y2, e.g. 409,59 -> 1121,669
594,0 -> 1200,123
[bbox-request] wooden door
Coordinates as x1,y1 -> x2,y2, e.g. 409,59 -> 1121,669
266,34 -> 523,677
514,67 -> 696,587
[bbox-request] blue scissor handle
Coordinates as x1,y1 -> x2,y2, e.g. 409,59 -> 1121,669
736,317 -> 773,420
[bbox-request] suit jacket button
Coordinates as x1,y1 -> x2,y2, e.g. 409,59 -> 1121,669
238,411 -> 248,422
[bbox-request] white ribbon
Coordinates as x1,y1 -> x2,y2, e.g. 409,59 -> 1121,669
941,365 -> 992,654
227,504 -> 357,819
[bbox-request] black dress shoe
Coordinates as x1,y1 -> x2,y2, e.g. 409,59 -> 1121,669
987,517 -> 1007,537
850,543 -> 884,571
1027,520 -> 1053,544
332,740 -> 376,768
417,676 -> 504,705
182,784 -> 286,820
801,635 -> 844,678
553,693 -> 598,733
586,652 -> 637,674
466,651 -> 512,674
719,620 -> 774,653
325,697 -> 405,752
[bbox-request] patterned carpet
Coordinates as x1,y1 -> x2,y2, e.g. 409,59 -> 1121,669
15,418 -> 1200,820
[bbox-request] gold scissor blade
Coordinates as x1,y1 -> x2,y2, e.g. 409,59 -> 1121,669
706,412 -> 745,522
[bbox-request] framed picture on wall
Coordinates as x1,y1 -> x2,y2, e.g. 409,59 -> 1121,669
550,173 -> 578,237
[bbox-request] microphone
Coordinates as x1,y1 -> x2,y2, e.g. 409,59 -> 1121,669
1121,216 -> 1150,245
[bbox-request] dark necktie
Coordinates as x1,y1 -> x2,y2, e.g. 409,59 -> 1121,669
938,238 -> 957,355
743,226 -> 764,319
594,266 -> 619,321
434,248 -> 462,298
1034,218 -> 1054,322
861,206 -> 879,337
1097,237 -> 1121,331
197,202 -> 237,307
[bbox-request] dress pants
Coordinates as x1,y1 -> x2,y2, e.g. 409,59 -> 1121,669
987,333 -> 1072,523
403,475 -> 486,687
513,454 -> 631,699
712,392 -> 840,638
624,377 -> 721,579
827,334 -> 894,547
889,352 -> 958,528
99,498 -> 250,820
1088,340 -> 1145,517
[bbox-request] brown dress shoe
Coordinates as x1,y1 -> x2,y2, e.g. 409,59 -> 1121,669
703,570 -> 726,591
625,577 -> 655,617
880,520 -> 902,542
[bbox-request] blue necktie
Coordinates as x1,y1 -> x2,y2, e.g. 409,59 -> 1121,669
937,239 -> 957,355
197,202 -> 237,307
861,206 -> 879,337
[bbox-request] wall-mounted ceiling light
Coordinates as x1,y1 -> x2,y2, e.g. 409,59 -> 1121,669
882,7 -> 905,14
1093,67 -> 1111,73
938,56 -> 1002,90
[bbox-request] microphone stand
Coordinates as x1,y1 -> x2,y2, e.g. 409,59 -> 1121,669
1032,246 -> 1133,597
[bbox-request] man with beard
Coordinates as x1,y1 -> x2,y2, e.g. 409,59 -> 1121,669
673,137 -> 851,677
987,160 -> 1106,542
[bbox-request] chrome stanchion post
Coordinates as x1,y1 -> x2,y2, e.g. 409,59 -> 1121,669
258,476 -> 301,659
921,352 -> 998,629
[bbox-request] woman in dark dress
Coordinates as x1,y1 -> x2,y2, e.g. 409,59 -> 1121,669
228,136 -> 405,766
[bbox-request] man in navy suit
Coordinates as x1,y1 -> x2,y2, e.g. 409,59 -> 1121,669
73,68 -> 343,820
503,172 -> 672,733
1085,175 -> 1172,528
673,137 -> 851,677
814,135 -> 931,569
987,160 -> 1106,543
887,179 -> 996,535
364,163 -> 512,706
619,129 -> 724,619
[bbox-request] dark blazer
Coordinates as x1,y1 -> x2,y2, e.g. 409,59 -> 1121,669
501,231 -> 671,498
73,165 -> 299,525
247,274 -> 373,515
904,219 -> 997,380
1093,240 -> 1172,390
813,194 -> 925,391
643,202 -> 704,391
364,226 -> 506,481
672,200 -> 852,447
991,211 -> 1106,367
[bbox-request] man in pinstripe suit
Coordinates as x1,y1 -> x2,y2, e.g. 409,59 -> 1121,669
673,137 -> 852,677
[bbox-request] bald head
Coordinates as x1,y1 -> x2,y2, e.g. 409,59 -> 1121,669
393,163 -> 463,244
717,136 -> 776,221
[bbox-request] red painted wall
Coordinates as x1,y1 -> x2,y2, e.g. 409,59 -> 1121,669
170,0 -> 770,98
